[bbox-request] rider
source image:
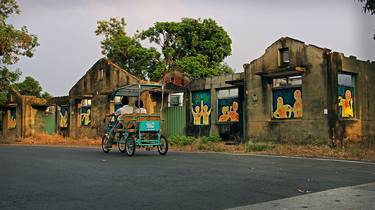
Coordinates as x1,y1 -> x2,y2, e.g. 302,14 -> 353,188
134,99 -> 147,114
106,96 -> 133,148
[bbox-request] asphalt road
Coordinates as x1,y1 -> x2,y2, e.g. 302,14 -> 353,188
0,145 -> 374,210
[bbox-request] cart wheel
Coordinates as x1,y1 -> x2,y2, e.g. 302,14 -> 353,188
118,136 -> 126,153
157,135 -> 168,155
101,134 -> 110,153
125,136 -> 135,156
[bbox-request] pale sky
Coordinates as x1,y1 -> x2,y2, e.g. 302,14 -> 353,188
8,0 -> 375,96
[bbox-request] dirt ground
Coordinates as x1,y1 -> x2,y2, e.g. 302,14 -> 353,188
1,134 -> 374,162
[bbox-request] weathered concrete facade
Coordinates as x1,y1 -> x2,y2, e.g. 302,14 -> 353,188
1,58 -> 165,141
68,58 -> 141,138
187,73 -> 245,141
1,89 -> 53,139
244,37 -> 375,144
2,38 -> 374,145
329,53 -> 375,144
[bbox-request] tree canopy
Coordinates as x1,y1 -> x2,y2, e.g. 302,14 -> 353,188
358,0 -> 375,39
13,75 -> 50,99
96,17 -> 235,81
95,18 -> 164,81
140,18 -> 234,78
0,0 -> 40,106
359,0 -> 375,14
0,67 -> 20,105
15,76 -> 42,97
0,0 -> 39,65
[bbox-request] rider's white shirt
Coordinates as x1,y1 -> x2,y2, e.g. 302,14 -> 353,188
115,105 -> 133,116
134,108 -> 147,114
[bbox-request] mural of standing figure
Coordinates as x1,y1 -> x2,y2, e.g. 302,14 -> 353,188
60,110 -> 68,128
201,100 -> 212,125
192,90 -> 211,125
338,89 -> 353,118
273,97 -> 293,119
191,105 -> 202,125
229,101 -> 239,122
293,89 -> 303,118
8,109 -> 16,129
81,109 -> 91,125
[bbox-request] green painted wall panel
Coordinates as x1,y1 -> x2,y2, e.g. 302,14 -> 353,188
165,104 -> 186,137
44,114 -> 56,135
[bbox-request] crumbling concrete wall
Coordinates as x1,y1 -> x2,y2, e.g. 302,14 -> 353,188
0,91 -> 53,141
245,37 -> 375,144
187,73 -> 244,140
333,54 -> 375,143
245,37 -> 330,144
68,58 -> 141,138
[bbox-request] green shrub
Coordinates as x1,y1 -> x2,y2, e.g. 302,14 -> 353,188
200,135 -> 222,144
245,143 -> 275,152
168,135 -> 197,146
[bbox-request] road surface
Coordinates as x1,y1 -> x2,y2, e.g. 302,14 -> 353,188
0,145 -> 374,209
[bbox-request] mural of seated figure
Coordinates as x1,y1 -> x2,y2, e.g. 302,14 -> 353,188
219,106 -> 230,122
273,97 -> 293,119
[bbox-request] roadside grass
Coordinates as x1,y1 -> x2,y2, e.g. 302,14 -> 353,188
263,143 -> 375,161
6,133 -> 101,146
245,142 -> 276,152
1,134 -> 374,161
169,136 -> 375,161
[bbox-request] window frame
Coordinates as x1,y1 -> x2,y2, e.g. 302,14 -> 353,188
80,98 -> 92,126
278,48 -> 290,66
271,75 -> 303,120
97,68 -> 104,81
168,92 -> 184,107
216,88 -> 240,124
337,72 -> 356,119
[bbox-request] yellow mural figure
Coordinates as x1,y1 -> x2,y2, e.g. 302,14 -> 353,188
7,110 -> 16,129
60,111 -> 68,128
338,89 -> 353,118
229,101 -> 239,122
218,106 -> 230,122
273,97 -> 292,119
81,109 -> 91,125
191,105 -> 202,125
201,101 -> 211,125
293,90 -> 303,118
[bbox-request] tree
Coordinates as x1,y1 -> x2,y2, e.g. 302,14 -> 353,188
358,0 -> 375,39
95,18 -> 164,80
0,67 -> 20,105
15,76 -> 42,97
140,18 -> 233,78
359,0 -> 375,14
41,91 -> 52,100
0,0 -> 39,106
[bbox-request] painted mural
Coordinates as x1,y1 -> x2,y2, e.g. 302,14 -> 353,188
80,107 -> 91,126
272,88 -> 302,119
191,91 -> 211,125
218,98 -> 240,123
338,86 -> 354,118
8,107 -> 16,129
59,105 -> 69,128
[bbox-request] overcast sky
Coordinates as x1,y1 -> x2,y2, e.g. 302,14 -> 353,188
8,0 -> 375,96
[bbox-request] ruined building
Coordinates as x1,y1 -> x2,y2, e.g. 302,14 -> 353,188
244,37 -> 375,144
1,37 -> 374,145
